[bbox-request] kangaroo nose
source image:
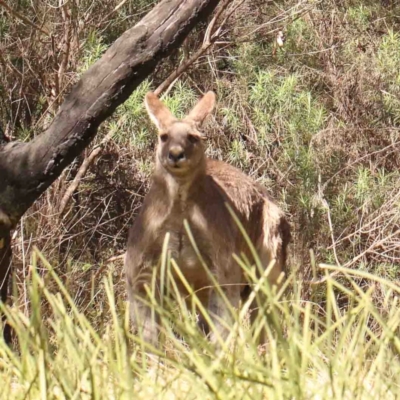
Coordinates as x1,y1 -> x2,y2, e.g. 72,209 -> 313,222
168,147 -> 185,162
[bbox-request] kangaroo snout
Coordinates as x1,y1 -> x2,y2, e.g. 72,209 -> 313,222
168,146 -> 186,164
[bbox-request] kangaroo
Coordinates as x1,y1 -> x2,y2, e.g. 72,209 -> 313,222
125,91 -> 290,347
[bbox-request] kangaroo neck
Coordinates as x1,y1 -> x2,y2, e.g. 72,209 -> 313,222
154,159 -> 206,205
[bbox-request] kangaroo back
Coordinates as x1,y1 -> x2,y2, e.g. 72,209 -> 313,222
206,159 -> 290,282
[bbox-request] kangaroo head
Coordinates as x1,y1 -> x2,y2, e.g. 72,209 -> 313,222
144,91 -> 216,178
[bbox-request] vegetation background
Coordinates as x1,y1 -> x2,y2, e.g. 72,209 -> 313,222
1,0 -> 400,398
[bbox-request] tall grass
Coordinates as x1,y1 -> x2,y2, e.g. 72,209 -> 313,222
1,247 -> 400,399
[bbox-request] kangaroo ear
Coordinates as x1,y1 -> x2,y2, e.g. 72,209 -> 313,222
144,92 -> 176,131
186,91 -> 216,127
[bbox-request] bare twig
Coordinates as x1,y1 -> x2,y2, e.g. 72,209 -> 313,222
321,139 -> 400,191
318,174 -> 341,267
0,0 -> 50,36
106,254 -> 125,263
241,1 -> 314,40
154,0 -> 238,96
98,0 -> 153,27
344,229 -> 400,269
308,270 -> 341,286
93,253 -> 125,280
154,41 -> 213,96
51,35 -> 60,105
57,2 -> 72,100
58,129 -> 115,215
306,175 -> 342,286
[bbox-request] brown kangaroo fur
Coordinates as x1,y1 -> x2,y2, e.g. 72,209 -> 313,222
125,91 -> 290,347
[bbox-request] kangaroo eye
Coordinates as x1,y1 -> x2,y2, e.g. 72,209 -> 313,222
188,134 -> 200,144
160,134 -> 169,143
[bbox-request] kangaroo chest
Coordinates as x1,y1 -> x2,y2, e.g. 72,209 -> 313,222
158,200 -> 210,269
142,176 -> 238,276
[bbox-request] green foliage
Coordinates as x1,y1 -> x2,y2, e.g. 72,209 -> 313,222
378,31 -> 400,124
162,83 -> 198,119
347,5 -> 372,29
112,80 -> 152,145
0,14 -> 10,38
78,31 -> 108,73
228,139 -> 249,168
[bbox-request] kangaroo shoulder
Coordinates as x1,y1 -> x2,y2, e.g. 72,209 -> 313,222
205,159 -> 271,213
